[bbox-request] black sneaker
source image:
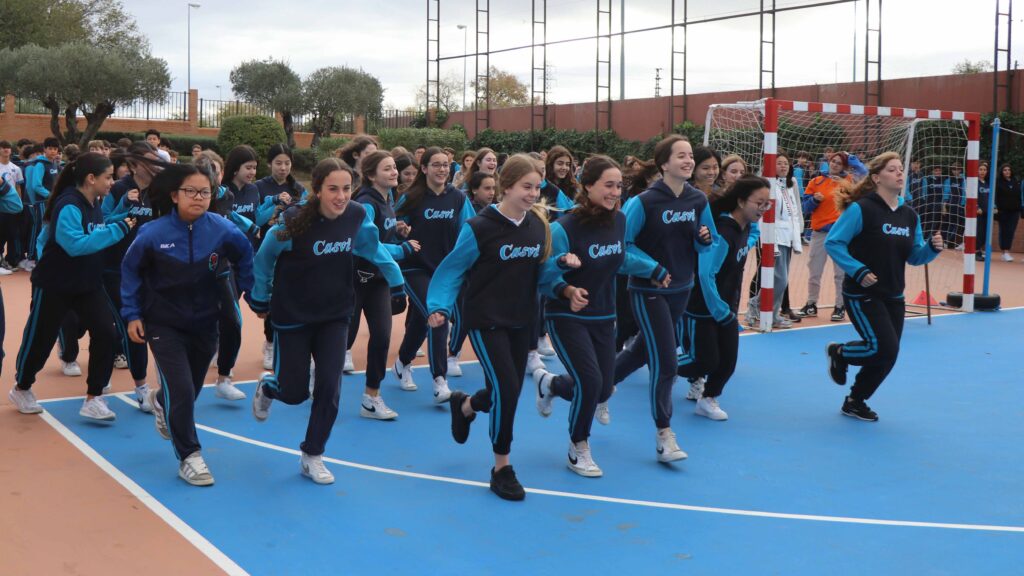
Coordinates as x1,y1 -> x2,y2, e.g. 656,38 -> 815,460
830,306 -> 846,322
841,396 -> 878,422
449,391 -> 475,444
782,309 -> 803,323
826,342 -> 847,385
798,303 -> 817,317
490,465 -> 526,501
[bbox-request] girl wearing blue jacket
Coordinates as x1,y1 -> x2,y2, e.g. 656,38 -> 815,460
121,163 -> 254,486
250,158 -> 405,485
8,153 -> 133,420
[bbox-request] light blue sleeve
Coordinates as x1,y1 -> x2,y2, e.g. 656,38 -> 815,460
255,195 -> 277,227
25,164 -> 46,202
619,241 -> 660,278
103,194 -> 132,223
426,222 -> 479,317
35,224 -> 48,257
942,179 -> 952,203
458,194 -> 476,226
0,182 -> 23,213
228,211 -> 257,237
695,202 -> 719,254
698,237 -> 735,324
556,189 -> 575,212
622,195 -> 657,265
353,211 -> 406,292
747,220 -> 761,249
824,202 -> 870,283
538,222 -> 572,299
908,214 -> 942,266
248,224 -> 291,312
54,205 -> 128,257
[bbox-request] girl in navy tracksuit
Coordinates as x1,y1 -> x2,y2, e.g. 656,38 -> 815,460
249,158 -> 405,485
215,145 -> 275,400
0,173 -> 23,380
427,154 -> 566,501
677,176 -> 771,422
255,144 -> 306,369
394,147 -> 475,403
8,153 -> 132,420
121,163 -> 254,486
344,151 -> 419,420
533,155 -> 665,478
611,135 -> 717,463
825,152 -> 943,422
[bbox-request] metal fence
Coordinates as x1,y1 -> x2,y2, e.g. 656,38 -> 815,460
14,98 -> 48,114
109,91 -> 189,121
198,98 -> 276,128
292,112 -> 354,135
368,110 -> 419,133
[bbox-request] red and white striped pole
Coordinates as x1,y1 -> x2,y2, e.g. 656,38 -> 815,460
759,99 -> 778,332
962,114 -> 981,312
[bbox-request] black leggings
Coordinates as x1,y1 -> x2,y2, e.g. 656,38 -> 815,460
104,273 -> 148,381
841,295 -> 905,401
346,278 -> 392,389
996,210 -> 1020,251
467,326 -> 531,455
546,317 -> 615,443
149,323 -> 218,460
676,313 -> 739,398
15,286 -> 117,396
398,271 -> 448,379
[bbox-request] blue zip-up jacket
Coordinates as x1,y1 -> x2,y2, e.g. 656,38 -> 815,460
24,156 -> 59,204
540,180 -> 576,222
352,186 -> 416,279
0,179 -> 24,214
32,188 -> 130,293
428,205 -> 557,329
825,192 -> 941,299
250,203 -> 405,327
689,214 -> 752,324
121,210 -> 254,330
621,179 -> 717,293
395,184 -> 476,273
541,210 -> 665,321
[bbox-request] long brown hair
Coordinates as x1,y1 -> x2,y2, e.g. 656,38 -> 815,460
544,145 -> 578,197
360,150 -> 394,191
574,154 -> 621,227
465,147 -> 496,183
834,151 -> 902,212
395,146 -> 445,217
497,154 -> 552,261
277,158 -> 354,240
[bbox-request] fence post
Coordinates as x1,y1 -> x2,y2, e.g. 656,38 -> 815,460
188,89 -> 199,133
355,115 -> 366,134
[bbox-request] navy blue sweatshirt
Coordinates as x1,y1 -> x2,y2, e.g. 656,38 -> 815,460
826,192 -> 941,299
541,210 -> 664,321
255,175 -> 306,205
33,188 -> 130,293
540,180 -> 576,222
428,206 -> 557,329
689,215 -> 752,324
227,181 -> 276,229
622,180 -> 718,293
395,184 -> 476,273
250,203 -> 405,327
352,186 -> 416,278
121,210 -> 254,331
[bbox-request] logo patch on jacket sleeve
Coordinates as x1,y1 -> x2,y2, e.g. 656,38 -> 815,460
209,253 -> 219,271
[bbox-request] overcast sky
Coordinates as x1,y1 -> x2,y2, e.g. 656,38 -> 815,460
128,0 -> 1020,110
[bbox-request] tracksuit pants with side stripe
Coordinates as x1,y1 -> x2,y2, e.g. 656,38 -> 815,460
398,271 -> 449,379
15,287 -> 117,397
545,317 -> 615,443
676,313 -> 740,399
346,278 -> 393,390
840,295 -> 905,401
216,269 -> 242,378
614,289 -> 691,429
148,323 -> 218,460
263,320 -> 348,456
467,326 -> 531,456
103,272 -> 148,382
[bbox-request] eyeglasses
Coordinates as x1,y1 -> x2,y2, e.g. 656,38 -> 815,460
178,186 -> 213,199
429,162 -> 451,170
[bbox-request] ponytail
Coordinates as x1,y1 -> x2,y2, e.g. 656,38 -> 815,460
834,151 -> 901,212
44,152 -> 112,222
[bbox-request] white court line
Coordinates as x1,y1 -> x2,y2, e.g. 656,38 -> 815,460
190,418 -> 1024,535
38,410 -> 249,576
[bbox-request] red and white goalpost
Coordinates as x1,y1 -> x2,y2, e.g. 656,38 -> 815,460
705,98 -> 981,331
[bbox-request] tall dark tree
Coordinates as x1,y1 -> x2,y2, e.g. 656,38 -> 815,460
230,58 -> 305,148
303,66 -> 384,146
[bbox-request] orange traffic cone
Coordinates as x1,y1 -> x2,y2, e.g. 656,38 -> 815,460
911,290 -> 939,306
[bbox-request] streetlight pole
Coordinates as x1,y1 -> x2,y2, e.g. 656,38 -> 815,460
187,3 -> 201,93
457,24 -> 467,111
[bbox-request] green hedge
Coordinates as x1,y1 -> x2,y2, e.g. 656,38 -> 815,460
292,148 -> 317,172
217,116 -> 287,179
94,131 -> 220,155
378,128 -> 467,153
470,128 -> 661,163
314,137 -> 350,161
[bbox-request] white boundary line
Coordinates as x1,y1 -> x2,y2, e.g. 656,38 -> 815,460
38,410 -> 249,576
191,418 -> 1024,534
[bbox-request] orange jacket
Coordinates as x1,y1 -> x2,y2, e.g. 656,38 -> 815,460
803,175 -> 851,231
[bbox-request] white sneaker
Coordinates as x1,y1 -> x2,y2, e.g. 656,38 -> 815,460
394,359 -> 417,391
135,383 -> 153,413
537,336 -> 556,357
300,452 -> 334,484
0,266 -> 13,276
526,350 -> 545,375
102,382 -> 112,395
62,361 -> 82,377
433,376 -> 452,404
113,354 -> 129,369
179,452 -> 214,486
16,259 -> 31,271
568,440 -> 603,478
447,355 -> 462,377
695,396 -> 729,421
360,393 -> 398,420
262,341 -> 274,370
252,373 -> 273,421
148,388 -> 170,440
656,428 -> 688,463
416,348 -> 426,357
595,402 -> 611,425
343,350 -> 354,373
1002,252 -> 1014,262
685,376 -> 706,401
8,386 -> 43,414
80,396 -> 116,421
533,368 -> 555,417
215,377 -> 246,400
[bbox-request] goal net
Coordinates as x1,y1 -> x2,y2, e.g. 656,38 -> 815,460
704,99 -> 981,331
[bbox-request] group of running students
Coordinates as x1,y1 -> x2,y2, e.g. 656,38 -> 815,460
1,131 -> 943,501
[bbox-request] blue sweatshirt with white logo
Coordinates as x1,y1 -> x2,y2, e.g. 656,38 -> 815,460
352,186 -> 416,280
689,214 -> 752,324
24,156 -> 60,204
395,184 -> 476,273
